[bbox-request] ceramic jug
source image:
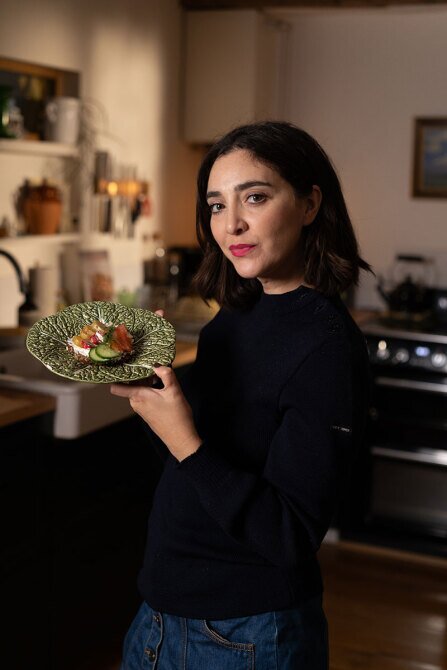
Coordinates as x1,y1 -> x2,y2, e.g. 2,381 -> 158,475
45,96 -> 81,144
21,180 -> 62,235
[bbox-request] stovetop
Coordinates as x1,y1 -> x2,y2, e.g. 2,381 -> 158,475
361,314 -> 447,341
360,313 -> 447,374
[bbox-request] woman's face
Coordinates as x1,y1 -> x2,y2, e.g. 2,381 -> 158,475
207,149 -> 321,294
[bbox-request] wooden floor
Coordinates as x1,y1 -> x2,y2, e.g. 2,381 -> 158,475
81,540 -> 447,670
320,541 -> 447,670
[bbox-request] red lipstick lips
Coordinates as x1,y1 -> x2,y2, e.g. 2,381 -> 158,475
229,244 -> 256,257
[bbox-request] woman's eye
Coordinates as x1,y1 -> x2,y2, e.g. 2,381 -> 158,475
247,193 -> 266,204
209,202 -> 224,214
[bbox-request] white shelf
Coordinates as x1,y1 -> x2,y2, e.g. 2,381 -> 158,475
0,139 -> 79,158
0,233 -> 142,245
0,233 -> 79,244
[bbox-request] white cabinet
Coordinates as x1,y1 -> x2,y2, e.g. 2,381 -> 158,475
183,10 -> 291,144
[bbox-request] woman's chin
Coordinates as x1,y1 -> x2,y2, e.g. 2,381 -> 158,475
229,259 -> 260,279
234,268 -> 259,280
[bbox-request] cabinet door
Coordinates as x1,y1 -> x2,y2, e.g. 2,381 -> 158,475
183,10 -> 290,144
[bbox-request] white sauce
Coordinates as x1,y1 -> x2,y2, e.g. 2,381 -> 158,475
67,330 -> 106,358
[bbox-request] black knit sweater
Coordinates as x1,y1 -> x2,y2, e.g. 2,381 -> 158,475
137,285 -> 372,618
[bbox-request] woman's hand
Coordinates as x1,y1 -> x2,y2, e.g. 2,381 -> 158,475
109,309 -> 202,462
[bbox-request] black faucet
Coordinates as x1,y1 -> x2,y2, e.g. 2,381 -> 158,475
0,248 -> 38,322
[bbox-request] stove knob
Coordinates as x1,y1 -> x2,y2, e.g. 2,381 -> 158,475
393,348 -> 410,364
431,352 -> 447,368
376,347 -> 390,360
376,340 -> 390,360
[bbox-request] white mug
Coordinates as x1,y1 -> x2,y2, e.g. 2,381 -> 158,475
45,96 -> 81,145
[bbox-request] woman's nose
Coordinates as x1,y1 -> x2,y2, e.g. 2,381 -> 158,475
226,206 -> 247,235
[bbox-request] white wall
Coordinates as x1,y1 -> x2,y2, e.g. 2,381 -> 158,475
0,0 -> 201,325
272,6 -> 447,309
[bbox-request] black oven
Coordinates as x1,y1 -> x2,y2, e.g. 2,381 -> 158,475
339,319 -> 447,557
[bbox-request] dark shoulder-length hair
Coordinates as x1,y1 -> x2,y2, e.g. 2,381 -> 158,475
192,120 -> 374,310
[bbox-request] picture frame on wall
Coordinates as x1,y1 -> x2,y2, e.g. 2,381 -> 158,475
413,117 -> 447,198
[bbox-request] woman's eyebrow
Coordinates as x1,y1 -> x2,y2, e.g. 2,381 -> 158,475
206,180 -> 273,199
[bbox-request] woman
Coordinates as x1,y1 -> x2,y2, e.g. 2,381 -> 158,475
111,120 -> 374,669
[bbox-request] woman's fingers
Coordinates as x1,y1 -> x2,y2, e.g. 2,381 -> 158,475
154,309 -> 164,317
110,366 -> 174,399
110,383 -> 134,398
152,365 -> 176,389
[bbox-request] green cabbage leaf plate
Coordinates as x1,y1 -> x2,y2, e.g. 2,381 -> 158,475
26,301 -> 176,384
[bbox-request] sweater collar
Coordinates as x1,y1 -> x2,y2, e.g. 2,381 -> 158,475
256,283 -> 321,315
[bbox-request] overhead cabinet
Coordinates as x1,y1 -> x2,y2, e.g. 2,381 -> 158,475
183,10 -> 291,144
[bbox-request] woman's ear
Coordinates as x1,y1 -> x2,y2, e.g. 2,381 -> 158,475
304,185 -> 322,225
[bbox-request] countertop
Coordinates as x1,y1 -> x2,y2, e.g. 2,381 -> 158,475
172,340 -> 198,367
0,388 -> 56,428
0,309 -> 378,430
0,339 -> 199,430
350,308 -> 379,326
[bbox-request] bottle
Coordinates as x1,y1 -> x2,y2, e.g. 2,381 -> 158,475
0,86 -> 14,138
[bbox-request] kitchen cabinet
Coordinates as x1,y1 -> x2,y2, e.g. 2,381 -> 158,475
183,9 -> 291,144
0,411 -> 159,670
0,361 -> 196,669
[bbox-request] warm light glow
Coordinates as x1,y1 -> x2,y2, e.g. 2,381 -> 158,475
378,340 -> 387,350
107,181 -> 119,196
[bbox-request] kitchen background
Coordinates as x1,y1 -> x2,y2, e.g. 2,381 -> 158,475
1,0 -> 447,326
1,2 -> 447,669
0,0 -> 205,326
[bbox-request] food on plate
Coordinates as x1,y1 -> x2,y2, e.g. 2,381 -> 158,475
66,319 -> 134,365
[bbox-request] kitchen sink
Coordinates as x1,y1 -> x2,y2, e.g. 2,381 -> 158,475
0,347 -> 134,439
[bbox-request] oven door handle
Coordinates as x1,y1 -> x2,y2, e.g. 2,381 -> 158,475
372,446 -> 447,467
375,376 -> 447,395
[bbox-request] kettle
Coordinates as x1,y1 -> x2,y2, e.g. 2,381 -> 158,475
376,254 -> 434,315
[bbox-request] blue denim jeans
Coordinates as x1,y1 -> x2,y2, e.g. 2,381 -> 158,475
120,597 -> 328,670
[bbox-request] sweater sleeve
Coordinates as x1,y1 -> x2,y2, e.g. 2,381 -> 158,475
177,333 -> 355,570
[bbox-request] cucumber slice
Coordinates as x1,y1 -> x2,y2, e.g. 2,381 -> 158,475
95,344 -> 121,360
89,347 -> 108,364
